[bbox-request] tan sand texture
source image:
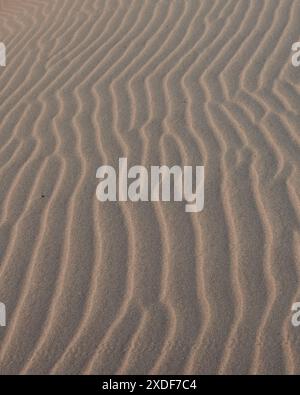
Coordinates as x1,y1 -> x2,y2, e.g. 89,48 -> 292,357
0,0 -> 300,374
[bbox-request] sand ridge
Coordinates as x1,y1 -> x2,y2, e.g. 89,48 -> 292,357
0,0 -> 299,375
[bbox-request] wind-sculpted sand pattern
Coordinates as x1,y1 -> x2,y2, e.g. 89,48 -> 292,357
0,0 -> 299,375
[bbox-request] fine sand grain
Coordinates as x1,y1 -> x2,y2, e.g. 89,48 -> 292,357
0,0 -> 299,374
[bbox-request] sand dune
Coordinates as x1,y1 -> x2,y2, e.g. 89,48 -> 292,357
0,0 -> 299,374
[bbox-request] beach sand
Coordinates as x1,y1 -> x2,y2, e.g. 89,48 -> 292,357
0,0 -> 299,374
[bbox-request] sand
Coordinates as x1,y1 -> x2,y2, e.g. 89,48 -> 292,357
0,0 -> 299,375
